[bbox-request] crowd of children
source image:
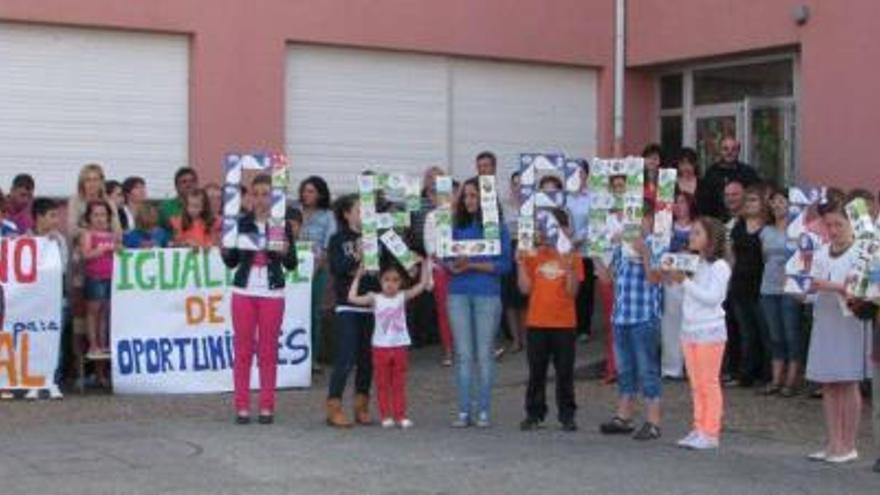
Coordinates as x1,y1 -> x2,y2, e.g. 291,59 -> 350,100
0,141 -> 877,473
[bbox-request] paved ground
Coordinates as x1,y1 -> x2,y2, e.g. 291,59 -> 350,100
1,342 -> 878,495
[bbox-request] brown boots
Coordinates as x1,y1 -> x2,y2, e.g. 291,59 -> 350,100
326,395 -> 372,427
325,399 -> 352,428
353,393 -> 372,425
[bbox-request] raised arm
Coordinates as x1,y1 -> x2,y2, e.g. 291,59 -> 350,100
516,251 -> 532,295
346,265 -> 375,307
404,259 -> 430,301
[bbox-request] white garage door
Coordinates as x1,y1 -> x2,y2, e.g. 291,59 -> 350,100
286,45 -> 596,195
0,23 -> 188,198
450,59 -> 597,189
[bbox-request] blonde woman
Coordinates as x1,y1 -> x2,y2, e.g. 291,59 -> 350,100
67,163 -> 120,388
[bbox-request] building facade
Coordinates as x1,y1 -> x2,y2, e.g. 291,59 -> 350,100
0,0 -> 877,197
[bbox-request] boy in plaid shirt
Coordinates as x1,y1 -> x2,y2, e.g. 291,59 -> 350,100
597,205 -> 664,440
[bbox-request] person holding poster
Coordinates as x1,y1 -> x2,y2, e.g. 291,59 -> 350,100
516,208 -> 583,432
346,259 -> 430,429
665,217 -> 731,450
326,194 -> 380,428
805,199 -> 872,464
447,177 -> 512,429
222,174 -> 297,425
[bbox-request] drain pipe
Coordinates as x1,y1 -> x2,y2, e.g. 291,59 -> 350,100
613,0 -> 625,157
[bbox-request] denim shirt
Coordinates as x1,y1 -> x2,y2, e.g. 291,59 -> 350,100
299,208 -> 336,251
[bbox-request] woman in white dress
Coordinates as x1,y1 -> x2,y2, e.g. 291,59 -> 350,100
805,200 -> 872,464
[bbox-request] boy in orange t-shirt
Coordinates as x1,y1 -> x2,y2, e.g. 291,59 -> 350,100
516,208 -> 584,432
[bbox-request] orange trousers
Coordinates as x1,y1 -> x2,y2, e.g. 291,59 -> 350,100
682,341 -> 726,438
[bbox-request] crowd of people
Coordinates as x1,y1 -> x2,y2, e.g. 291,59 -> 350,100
0,136 -> 877,472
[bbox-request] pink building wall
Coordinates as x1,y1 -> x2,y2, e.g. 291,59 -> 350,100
0,0 -> 614,185
627,0 -> 880,188
2,0 -> 878,188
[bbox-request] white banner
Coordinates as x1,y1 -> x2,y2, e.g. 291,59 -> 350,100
0,237 -> 63,390
111,248 -> 311,394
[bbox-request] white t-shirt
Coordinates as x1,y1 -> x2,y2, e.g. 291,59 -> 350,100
372,293 -> 411,348
232,222 -> 284,299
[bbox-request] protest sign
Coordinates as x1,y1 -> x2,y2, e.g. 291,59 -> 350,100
110,248 -> 311,394
844,198 -> 879,299
783,186 -> 827,294
0,238 -> 62,391
516,153 -> 577,253
437,176 -> 502,257
358,173 -> 421,271
221,153 -> 289,250
586,157 -> 645,262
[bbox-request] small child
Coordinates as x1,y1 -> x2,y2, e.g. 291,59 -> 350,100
123,203 -> 170,248
516,208 -> 583,432
598,206 -> 664,440
79,200 -> 117,377
347,259 -> 430,429
30,198 -> 68,399
665,216 -> 731,450
171,188 -> 217,248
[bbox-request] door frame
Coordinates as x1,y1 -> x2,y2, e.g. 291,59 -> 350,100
655,52 -> 800,181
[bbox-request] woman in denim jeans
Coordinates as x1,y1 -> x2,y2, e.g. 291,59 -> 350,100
446,177 -> 512,428
758,188 -> 803,396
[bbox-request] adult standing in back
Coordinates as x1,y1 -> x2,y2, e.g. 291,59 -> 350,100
6,174 -> 35,232
696,136 -> 760,221
159,167 -> 199,229
297,176 -> 336,374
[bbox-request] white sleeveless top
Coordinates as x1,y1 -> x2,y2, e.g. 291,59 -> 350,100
372,293 -> 411,348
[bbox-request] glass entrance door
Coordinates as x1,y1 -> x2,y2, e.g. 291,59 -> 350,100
743,97 -> 796,186
693,103 -> 744,172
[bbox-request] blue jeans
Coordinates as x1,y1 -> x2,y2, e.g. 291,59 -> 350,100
448,294 -> 502,418
759,294 -> 803,363
613,319 -> 662,401
327,311 -> 374,399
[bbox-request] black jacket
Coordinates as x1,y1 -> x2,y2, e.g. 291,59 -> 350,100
328,226 -> 380,305
221,214 -> 297,290
696,160 -> 760,221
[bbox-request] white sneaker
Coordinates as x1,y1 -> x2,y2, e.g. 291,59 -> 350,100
476,412 -> 491,428
676,431 -> 700,448
24,389 -> 40,400
398,418 -> 414,429
47,384 -> 63,400
825,450 -> 858,464
381,418 -> 395,429
807,450 -> 827,462
0,391 -> 13,400
689,433 -> 719,450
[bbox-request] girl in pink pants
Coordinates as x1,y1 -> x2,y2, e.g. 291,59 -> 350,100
664,217 -> 731,450
222,174 -> 298,425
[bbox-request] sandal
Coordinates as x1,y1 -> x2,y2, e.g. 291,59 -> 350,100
779,386 -> 798,398
632,422 -> 662,441
599,416 -> 634,435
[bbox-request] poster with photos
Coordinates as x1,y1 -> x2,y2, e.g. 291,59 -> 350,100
783,186 -> 827,295
357,173 -> 422,272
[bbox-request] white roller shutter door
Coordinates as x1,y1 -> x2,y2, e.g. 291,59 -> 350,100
450,58 -> 597,195
285,44 -> 597,195
286,45 -> 449,193
0,23 -> 189,197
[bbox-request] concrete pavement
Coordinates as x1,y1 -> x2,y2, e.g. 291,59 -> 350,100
1,345 -> 878,495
